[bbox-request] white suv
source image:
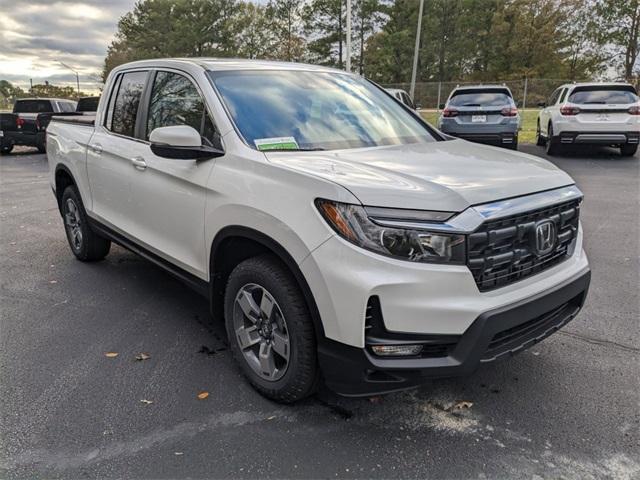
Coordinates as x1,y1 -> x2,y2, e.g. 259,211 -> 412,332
47,59 -> 591,402
536,82 -> 640,156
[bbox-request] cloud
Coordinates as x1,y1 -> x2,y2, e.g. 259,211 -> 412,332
0,0 -> 136,93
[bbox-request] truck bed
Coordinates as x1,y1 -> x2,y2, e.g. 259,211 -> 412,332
49,115 -> 96,126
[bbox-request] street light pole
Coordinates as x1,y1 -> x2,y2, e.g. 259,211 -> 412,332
410,0 -> 425,101
58,61 -> 80,100
346,0 -> 352,72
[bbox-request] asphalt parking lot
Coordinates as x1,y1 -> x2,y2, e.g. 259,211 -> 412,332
1,145 -> 638,479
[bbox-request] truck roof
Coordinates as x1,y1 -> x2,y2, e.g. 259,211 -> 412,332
112,57 -> 346,74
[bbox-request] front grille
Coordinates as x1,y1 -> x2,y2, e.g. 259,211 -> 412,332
482,296 -> 582,361
467,198 -> 581,291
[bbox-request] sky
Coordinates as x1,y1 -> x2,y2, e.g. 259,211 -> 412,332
0,0 -> 137,94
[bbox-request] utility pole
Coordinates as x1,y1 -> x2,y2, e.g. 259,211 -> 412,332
410,0 -> 425,101
522,76 -> 528,109
58,61 -> 80,100
346,0 -> 352,72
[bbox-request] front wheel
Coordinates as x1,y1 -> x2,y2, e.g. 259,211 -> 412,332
0,144 -> 13,155
224,254 -> 318,403
620,144 -> 638,157
61,185 -> 111,261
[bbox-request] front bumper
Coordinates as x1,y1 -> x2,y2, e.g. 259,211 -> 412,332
319,269 -> 591,396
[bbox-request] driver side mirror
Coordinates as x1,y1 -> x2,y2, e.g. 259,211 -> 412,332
149,125 -> 223,160
415,103 -> 422,110
537,101 -> 546,108
439,103 -> 445,110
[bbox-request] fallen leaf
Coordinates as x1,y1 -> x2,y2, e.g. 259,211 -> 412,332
135,353 -> 151,361
105,352 -> 119,358
140,399 -> 153,405
368,396 -> 384,404
266,415 -> 276,420
451,400 -> 473,410
174,452 -> 184,456
49,280 -> 58,284
197,391 -> 209,400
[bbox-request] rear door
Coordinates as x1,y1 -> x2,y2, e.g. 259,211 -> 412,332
126,69 -> 220,277
86,70 -> 151,233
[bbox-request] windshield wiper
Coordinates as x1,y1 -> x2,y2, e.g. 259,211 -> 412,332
462,103 -> 481,107
583,101 -> 606,104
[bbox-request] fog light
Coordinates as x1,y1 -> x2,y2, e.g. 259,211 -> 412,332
371,345 -> 423,356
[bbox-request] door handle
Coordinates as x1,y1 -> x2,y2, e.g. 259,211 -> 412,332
131,156 -> 147,171
89,143 -> 103,154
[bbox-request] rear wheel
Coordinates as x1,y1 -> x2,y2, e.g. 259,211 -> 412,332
545,123 -> 561,156
1,144 -> 13,154
224,254 -> 318,403
536,121 -> 546,146
61,185 -> 111,261
620,144 -> 638,157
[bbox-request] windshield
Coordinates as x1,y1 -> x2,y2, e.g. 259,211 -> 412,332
568,88 -> 638,105
448,90 -> 513,107
209,70 -> 435,151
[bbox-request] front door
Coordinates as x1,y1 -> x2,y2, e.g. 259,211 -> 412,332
127,70 -> 221,278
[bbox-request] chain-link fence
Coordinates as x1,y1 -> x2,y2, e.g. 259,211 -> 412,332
382,78 -> 597,110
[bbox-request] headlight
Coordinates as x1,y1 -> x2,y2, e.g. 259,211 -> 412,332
315,199 -> 466,264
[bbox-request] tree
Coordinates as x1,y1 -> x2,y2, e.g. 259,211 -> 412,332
270,0 -> 306,62
103,0 -> 240,79
303,0 -> 345,67
235,3 -> 279,59
596,0 -> 640,80
354,0 -> 385,74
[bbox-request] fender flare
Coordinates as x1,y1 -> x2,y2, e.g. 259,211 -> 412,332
210,225 -> 326,339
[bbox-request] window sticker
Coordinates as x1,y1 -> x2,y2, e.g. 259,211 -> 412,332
254,136 -> 299,151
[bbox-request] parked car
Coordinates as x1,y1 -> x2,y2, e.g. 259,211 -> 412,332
536,83 -> 640,156
47,59 -> 590,402
386,88 -> 419,110
36,97 -> 101,136
437,85 -> 520,149
0,98 -> 77,154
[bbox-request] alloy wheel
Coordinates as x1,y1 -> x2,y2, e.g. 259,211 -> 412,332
232,283 -> 290,381
64,198 -> 83,251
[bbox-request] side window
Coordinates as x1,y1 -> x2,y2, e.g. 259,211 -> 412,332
109,71 -> 147,138
559,88 -> 568,104
548,88 -> 561,106
146,71 -> 220,147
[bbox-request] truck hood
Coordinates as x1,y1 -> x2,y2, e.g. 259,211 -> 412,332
264,139 -> 574,212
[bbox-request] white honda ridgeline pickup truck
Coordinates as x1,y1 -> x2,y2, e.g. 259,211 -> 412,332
47,59 -> 591,402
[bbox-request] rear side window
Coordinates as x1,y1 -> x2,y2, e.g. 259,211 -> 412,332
56,101 -> 76,112
146,71 -> 219,146
13,100 -> 53,113
77,97 -> 99,112
109,71 -> 147,137
568,87 -> 639,105
449,89 -> 512,107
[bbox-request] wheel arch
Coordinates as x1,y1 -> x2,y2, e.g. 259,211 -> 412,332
209,226 -> 326,340
54,164 -> 78,211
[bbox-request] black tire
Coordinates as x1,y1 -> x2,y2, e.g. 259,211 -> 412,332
545,123 -> 561,156
224,254 -> 318,403
620,144 -> 638,157
1,144 -> 13,155
507,139 -> 518,150
61,185 -> 111,261
37,144 -> 46,153
535,121 -> 546,146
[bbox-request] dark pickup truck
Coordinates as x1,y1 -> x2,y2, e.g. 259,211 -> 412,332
0,97 -> 99,154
